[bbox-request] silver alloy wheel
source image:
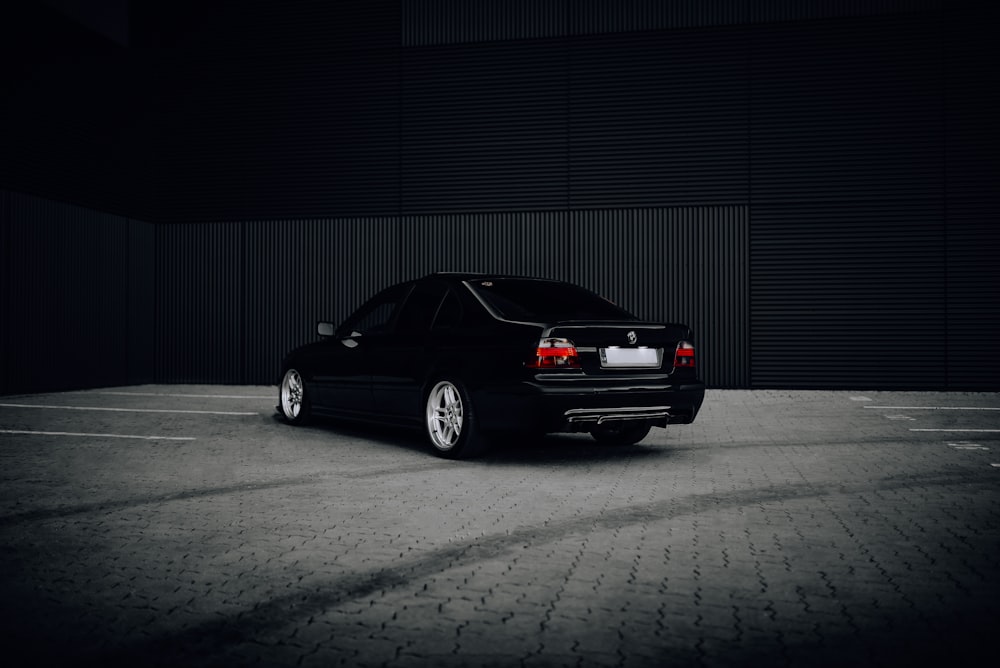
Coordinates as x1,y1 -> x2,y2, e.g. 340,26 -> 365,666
426,381 -> 464,451
280,368 -> 304,419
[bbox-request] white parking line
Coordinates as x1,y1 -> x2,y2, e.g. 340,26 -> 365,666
864,405 -> 1000,411
0,429 -> 195,441
95,391 -> 274,399
911,429 -> 1000,433
0,403 -> 256,416
948,442 -> 990,450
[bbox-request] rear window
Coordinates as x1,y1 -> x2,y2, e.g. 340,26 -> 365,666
470,279 -> 636,322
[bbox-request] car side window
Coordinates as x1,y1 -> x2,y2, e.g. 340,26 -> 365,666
431,289 -> 463,330
396,281 -> 448,334
343,284 -> 410,336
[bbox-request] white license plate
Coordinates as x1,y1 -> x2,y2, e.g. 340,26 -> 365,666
599,347 -> 662,368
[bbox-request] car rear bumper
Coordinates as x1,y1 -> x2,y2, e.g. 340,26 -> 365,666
474,379 -> 706,433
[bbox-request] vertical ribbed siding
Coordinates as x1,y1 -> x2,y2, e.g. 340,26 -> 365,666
401,0 -> 941,46
402,39 -> 568,213
569,27 -> 749,209
0,191 -> 9,394
402,0 -> 566,46
155,223 -> 245,384
7,0 -> 997,395
400,211 -> 569,279
244,218 -> 400,385
2,192 -> 149,394
128,219 -> 156,385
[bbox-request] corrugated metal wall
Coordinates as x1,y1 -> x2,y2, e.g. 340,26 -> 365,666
749,12 -> 947,389
0,191 -> 155,395
944,2 -> 1000,390
5,0 -> 998,394
150,0 -> 401,222
150,208 -> 746,388
155,218 -> 401,385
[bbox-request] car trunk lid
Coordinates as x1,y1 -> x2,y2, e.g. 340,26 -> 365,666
542,321 -> 691,375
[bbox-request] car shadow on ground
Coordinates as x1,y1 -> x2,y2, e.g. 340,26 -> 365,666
269,413 -> 685,465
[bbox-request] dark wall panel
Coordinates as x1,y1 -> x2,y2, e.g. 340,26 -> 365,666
402,0 -> 941,45
2,192 -> 153,395
146,0 -> 401,222
944,2 -> 1000,389
1,3 -> 155,220
750,13 -> 943,204
569,28 -> 748,208
751,202 -> 946,389
7,1 -> 998,394
749,11 -> 948,389
403,0 -> 566,45
402,40 -> 568,213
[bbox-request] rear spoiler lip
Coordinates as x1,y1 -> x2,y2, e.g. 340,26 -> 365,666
541,321 -> 691,338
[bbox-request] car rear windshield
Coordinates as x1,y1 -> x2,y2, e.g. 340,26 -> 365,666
470,279 -> 636,322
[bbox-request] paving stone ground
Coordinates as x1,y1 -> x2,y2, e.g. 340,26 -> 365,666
1,386 -> 998,667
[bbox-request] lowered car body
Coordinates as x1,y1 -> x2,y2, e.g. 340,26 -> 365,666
278,274 -> 705,458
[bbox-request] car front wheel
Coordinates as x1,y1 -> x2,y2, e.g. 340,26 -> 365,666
279,368 -> 310,424
424,379 -> 488,459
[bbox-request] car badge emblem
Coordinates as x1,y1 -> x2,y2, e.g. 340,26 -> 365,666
626,330 -> 637,345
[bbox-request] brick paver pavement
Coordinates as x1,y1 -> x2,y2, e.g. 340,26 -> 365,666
0,387 -> 998,666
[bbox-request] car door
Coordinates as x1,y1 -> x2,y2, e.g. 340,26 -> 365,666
368,280 -> 449,422
311,283 -> 411,416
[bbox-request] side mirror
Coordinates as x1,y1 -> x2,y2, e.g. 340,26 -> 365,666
317,321 -> 336,337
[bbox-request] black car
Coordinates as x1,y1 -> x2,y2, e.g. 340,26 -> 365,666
278,274 -> 705,458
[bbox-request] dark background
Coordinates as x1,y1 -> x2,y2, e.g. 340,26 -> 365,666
1,0 -> 997,394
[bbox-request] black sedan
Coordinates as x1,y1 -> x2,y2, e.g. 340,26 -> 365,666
278,274 -> 705,458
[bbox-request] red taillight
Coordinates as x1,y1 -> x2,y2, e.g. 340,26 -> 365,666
673,341 -> 695,368
527,337 -> 580,369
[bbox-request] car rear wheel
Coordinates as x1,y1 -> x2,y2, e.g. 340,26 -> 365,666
279,368 -> 310,424
425,379 -> 488,459
590,421 -> 651,446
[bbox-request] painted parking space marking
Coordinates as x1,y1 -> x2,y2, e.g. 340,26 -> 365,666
0,429 -> 195,441
864,405 -> 1000,411
884,414 -> 916,421
95,391 -> 274,399
910,428 -> 1000,433
948,442 -> 990,451
0,403 -> 256,416
850,396 -> 873,402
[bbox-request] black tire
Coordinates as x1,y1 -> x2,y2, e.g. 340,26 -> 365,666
590,421 -> 651,446
424,378 -> 490,459
279,367 -> 311,424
